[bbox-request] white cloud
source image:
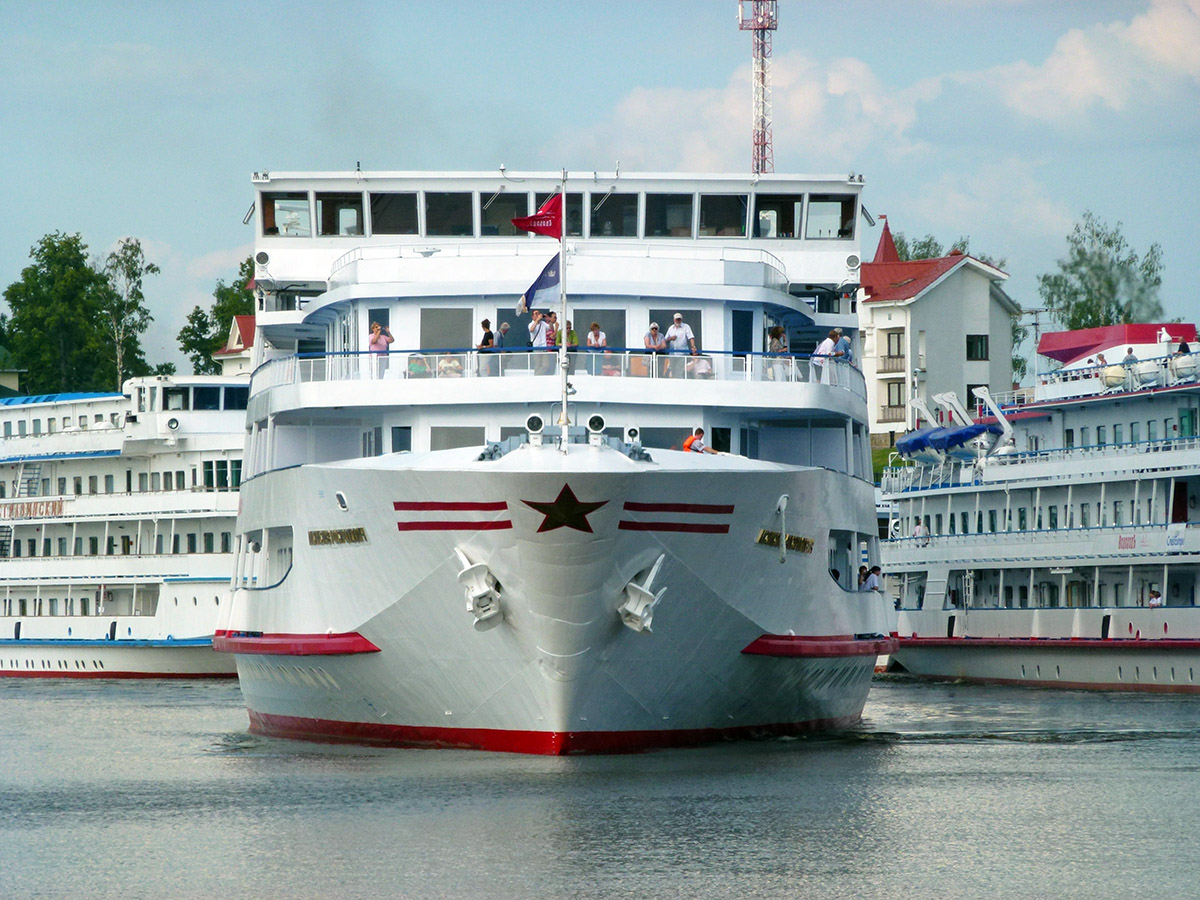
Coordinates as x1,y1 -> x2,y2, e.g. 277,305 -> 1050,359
185,244 -> 254,281
982,0 -> 1200,120
551,50 -> 937,171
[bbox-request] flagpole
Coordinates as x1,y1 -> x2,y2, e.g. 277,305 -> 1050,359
558,169 -> 570,452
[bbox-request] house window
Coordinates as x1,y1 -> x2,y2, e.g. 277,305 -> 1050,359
887,382 -> 905,407
966,384 -> 987,411
966,335 -> 989,360
886,332 -> 904,357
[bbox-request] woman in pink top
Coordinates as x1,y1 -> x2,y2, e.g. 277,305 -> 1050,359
368,321 -> 394,376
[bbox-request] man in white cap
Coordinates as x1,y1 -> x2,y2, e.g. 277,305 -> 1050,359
813,329 -> 843,385
664,312 -> 696,378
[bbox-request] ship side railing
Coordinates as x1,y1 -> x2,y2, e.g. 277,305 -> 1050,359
249,347 -> 867,402
881,433 -> 1200,493
987,349 -> 1200,410
884,519 -> 1195,560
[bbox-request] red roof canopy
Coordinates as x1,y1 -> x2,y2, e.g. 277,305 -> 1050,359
1037,323 -> 1196,365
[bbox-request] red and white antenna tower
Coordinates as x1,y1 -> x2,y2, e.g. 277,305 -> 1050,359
739,0 -> 778,175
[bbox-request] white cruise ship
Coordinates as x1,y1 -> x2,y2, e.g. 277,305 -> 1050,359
216,169 -> 895,753
0,366 -> 250,677
883,323 -> 1200,692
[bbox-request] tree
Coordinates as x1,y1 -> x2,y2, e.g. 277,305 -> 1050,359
178,257 -> 255,374
1037,211 -> 1164,331
101,238 -> 160,389
1,232 -> 112,393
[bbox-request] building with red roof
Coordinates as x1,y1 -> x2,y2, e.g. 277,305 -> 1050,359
858,218 -> 1019,443
213,315 -> 255,376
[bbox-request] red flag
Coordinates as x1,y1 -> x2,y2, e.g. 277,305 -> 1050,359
512,193 -> 562,239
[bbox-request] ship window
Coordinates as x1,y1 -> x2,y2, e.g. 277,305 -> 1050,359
638,427 -> 692,452
1148,420 -> 1157,441
480,191 -> 528,236
1049,506 -> 1058,529
2,422 -> 9,438
1130,422 -> 1140,443
699,194 -> 748,237
151,472 -> 161,491
1080,426 -> 1090,446
231,460 -> 242,488
57,538 -> 67,556
1018,508 -> 1027,530
104,474 -> 114,492
155,535 -> 164,554
164,388 -> 189,410
221,532 -> 232,553
752,193 -> 802,238
138,473 -> 148,492
262,191 -> 311,237
74,536 -> 82,555
590,192 -> 639,237
172,534 -> 181,554
47,418 -> 56,434
948,515 -> 956,534
88,536 -> 99,555
573,308 -> 626,352
316,192 -> 364,236
74,477 -> 83,495
32,420 -> 40,436
203,533 -> 215,553
644,194 -> 694,238
1096,426 -> 1106,446
224,386 -> 248,410
1113,423 -> 1123,444
966,335 -> 989,360
535,193 -> 584,236
369,192 -> 419,235
187,533 -> 197,553
57,477 -> 66,495
961,512 -> 969,534
419,308 -> 472,352
805,194 -> 856,239
11,541 -> 19,557
17,421 -> 25,437
429,426 -> 485,451
1113,501 -> 1123,526
988,510 -> 997,532
425,192 -> 473,236
88,476 -> 98,494
1064,428 -> 1074,448
27,539 -> 35,556
391,426 -> 412,453
164,471 -> 173,491
193,387 -> 220,410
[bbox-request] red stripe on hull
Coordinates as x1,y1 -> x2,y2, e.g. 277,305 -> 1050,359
743,634 -> 898,658
898,637 -> 1200,651
396,520 -> 512,531
393,501 -> 508,511
213,630 -> 380,656
0,671 -> 236,679
621,502 -> 734,514
246,709 -> 864,755
617,522 -> 729,533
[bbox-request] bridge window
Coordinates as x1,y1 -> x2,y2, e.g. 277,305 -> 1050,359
262,192 -> 311,237
805,194 -> 856,239
480,192 -> 527,236
645,194 -> 694,237
316,192 -> 363,236
699,194 -> 747,237
369,192 -> 419,235
753,193 -> 802,238
590,192 -> 639,237
430,427 -> 485,451
425,192 -> 473,236
194,386 -> 220,410
224,387 -> 248,410
535,193 -> 583,236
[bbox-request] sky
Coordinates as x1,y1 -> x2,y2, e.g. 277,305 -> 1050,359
1,0 -> 1197,373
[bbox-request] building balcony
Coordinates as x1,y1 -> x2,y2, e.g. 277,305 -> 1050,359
878,405 -> 906,423
877,355 -> 906,374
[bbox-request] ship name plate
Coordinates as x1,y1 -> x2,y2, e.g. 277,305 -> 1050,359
0,499 -> 66,520
755,529 -> 814,553
308,527 -> 368,546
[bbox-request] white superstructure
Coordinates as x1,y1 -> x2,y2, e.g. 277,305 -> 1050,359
883,323 -> 1200,692
217,169 -> 894,753
0,374 -> 248,677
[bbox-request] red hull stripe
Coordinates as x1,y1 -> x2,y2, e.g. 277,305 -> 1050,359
246,709 -> 863,755
743,634 -> 898,658
618,522 -> 729,533
396,520 -> 513,531
213,630 -> 380,656
622,502 -> 734,514
898,637 -> 1200,651
393,501 -> 509,511
0,671 -> 236,680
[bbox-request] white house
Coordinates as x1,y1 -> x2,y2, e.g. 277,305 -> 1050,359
213,315 -> 255,376
858,220 -> 1019,445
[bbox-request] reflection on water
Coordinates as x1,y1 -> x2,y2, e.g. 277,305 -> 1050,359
2,677 -> 1199,899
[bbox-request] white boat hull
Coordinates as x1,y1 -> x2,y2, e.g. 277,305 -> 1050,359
220,448 -> 894,753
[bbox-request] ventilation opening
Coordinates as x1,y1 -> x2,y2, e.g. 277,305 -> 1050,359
946,615 -> 956,639
1101,614 -> 1111,640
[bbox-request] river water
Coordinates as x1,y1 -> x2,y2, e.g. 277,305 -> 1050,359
2,676 -> 1197,899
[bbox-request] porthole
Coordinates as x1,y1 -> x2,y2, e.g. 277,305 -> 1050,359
192,596 -> 198,606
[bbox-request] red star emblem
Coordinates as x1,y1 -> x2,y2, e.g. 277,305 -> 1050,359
522,484 -> 608,533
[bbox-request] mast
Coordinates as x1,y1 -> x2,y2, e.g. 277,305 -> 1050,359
739,0 -> 778,175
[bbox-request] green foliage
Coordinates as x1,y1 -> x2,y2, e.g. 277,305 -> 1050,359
892,232 -> 969,262
1011,316 -> 1029,382
1037,211 -> 1164,330
2,232 -> 114,393
178,257 -> 255,374
101,238 -> 160,389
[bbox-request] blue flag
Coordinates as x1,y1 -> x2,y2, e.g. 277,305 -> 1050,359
516,253 -> 560,315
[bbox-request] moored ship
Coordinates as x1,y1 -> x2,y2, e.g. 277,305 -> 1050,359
883,323 -> 1200,692
0,365 -> 250,677
216,169 -> 895,752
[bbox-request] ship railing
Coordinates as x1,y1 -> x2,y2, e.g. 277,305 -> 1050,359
250,348 -> 867,401
880,433 -> 1200,493
328,242 -> 789,289
885,520 -> 1194,557
987,349 -> 1200,411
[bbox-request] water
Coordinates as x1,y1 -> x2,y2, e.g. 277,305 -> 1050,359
2,677 -> 1199,899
